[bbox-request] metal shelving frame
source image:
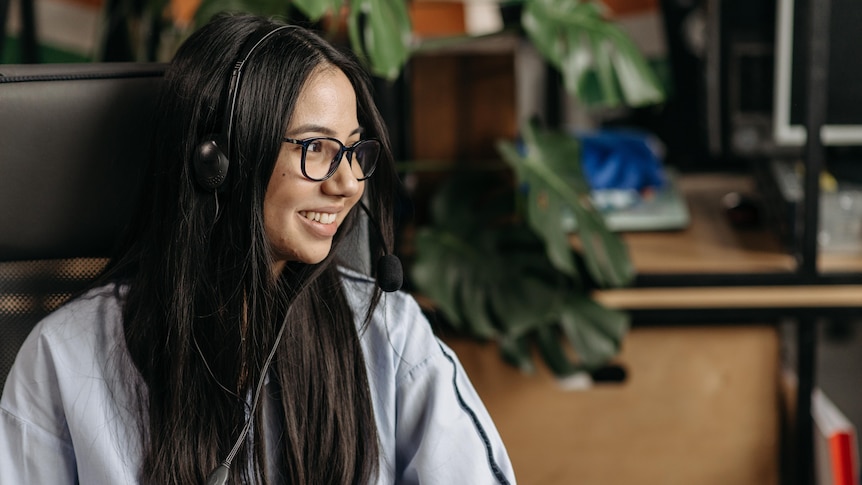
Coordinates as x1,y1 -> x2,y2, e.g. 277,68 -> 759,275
624,2 -> 847,483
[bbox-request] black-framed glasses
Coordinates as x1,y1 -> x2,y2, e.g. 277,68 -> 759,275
283,136 -> 380,182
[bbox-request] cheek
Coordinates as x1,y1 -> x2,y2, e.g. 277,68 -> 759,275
346,182 -> 366,211
264,156 -> 302,213
263,199 -> 302,262
263,198 -> 285,248
263,174 -> 301,243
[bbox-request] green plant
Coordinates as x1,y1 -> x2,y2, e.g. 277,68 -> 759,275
411,121 -> 635,376
116,0 -> 411,78
411,118 -> 634,375
522,0 -> 664,107
409,1 -> 666,376
192,0 -> 411,79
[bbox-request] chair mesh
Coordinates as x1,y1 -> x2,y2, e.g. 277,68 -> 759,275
0,258 -> 108,389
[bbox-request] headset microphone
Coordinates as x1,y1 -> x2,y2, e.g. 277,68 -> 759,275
376,253 -> 403,293
358,201 -> 402,292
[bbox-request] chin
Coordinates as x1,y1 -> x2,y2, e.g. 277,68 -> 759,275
272,247 -> 331,269
296,246 -> 334,265
300,255 -> 328,265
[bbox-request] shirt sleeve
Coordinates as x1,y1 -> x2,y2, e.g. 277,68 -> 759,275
393,327 -> 516,484
0,324 -> 78,484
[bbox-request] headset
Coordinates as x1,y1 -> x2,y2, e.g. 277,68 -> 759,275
193,25 -> 292,191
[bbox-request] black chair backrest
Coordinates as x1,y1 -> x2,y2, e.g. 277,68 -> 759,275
0,63 -> 166,387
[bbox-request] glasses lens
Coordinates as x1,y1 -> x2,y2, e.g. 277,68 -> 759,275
303,138 -> 342,180
352,140 -> 380,180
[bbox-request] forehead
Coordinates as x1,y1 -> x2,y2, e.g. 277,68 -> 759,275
297,67 -> 355,107
285,66 -> 359,139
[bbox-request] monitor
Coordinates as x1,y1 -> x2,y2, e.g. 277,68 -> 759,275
773,0 -> 862,147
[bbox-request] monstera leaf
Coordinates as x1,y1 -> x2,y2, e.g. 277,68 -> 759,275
522,0 -> 664,107
347,0 -> 412,80
194,0 -> 290,30
411,171 -> 630,376
290,0 -> 340,19
497,121 -> 634,288
191,0 -> 411,81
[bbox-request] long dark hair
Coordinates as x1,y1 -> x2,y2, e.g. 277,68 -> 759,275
103,13 -> 398,484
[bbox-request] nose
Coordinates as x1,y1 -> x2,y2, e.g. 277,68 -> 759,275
321,153 -> 362,197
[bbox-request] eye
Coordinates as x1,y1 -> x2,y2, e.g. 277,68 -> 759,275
307,140 -> 324,153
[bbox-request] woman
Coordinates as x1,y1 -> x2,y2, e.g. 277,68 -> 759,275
0,13 -> 515,485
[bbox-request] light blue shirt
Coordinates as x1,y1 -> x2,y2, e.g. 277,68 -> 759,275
0,272 -> 516,484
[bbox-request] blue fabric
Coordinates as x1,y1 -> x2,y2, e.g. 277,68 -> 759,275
578,129 -> 665,191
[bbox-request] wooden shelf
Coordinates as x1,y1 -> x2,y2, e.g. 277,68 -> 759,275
595,284 -> 862,310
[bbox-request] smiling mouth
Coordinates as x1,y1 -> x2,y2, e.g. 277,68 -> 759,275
299,211 -> 336,224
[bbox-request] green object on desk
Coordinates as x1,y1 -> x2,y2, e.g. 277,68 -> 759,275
562,169 -> 691,233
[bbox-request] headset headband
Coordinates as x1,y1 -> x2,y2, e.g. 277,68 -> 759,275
221,24 -> 292,154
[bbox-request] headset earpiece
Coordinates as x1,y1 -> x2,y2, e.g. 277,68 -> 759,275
194,136 -> 230,191
192,24 -> 291,193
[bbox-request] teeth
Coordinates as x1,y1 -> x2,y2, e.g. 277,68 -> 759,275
300,211 -> 336,224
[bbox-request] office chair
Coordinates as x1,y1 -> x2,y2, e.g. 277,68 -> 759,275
0,63 -> 165,388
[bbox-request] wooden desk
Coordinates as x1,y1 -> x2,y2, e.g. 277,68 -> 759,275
585,173 -> 862,485
446,173 -> 862,484
447,325 -> 781,485
621,173 -> 797,274
593,173 -> 862,311
616,172 -> 862,276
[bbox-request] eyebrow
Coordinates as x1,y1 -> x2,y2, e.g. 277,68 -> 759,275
286,124 -> 364,138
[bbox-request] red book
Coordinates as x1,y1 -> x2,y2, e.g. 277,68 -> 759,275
813,388 -> 860,485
